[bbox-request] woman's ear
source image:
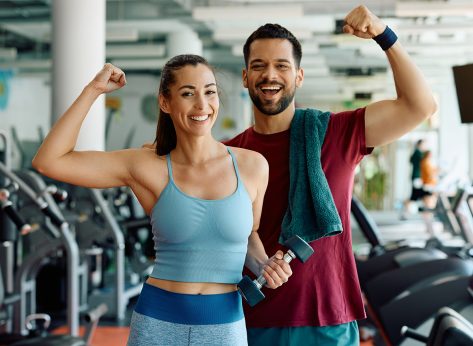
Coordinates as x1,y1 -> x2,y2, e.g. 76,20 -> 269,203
158,94 -> 170,114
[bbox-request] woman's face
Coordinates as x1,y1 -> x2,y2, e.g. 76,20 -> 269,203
160,64 -> 219,138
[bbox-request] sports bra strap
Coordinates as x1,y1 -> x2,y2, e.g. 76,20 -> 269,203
226,147 -> 242,182
166,154 -> 174,182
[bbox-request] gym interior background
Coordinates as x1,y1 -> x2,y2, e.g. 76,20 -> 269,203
1,1 -> 473,345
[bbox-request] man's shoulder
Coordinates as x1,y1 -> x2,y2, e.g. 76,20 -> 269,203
328,107 -> 365,120
323,107 -> 366,134
222,127 -> 252,147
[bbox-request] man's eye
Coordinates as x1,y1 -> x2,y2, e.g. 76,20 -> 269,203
252,65 -> 264,70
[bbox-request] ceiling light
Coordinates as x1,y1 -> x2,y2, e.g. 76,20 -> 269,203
106,28 -> 140,42
107,44 -> 165,58
193,5 -> 303,21
396,1 -> 473,17
214,28 -> 312,43
110,58 -> 168,70
0,48 -> 17,60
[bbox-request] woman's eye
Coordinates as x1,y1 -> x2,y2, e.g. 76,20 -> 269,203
181,92 -> 193,97
206,90 -> 216,95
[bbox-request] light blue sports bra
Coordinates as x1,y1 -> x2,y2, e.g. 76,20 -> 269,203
149,147 -> 253,284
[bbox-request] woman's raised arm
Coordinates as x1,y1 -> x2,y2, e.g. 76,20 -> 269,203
32,63 -> 135,189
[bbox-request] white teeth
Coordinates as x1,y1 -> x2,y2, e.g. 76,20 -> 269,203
190,115 -> 209,121
261,86 -> 281,91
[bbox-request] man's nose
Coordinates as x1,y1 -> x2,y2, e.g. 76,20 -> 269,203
261,65 -> 278,80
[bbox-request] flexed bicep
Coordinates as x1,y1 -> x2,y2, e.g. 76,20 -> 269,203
35,149 -> 136,189
33,63 -> 130,188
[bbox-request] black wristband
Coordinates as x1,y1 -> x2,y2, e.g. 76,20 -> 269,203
373,26 -> 398,51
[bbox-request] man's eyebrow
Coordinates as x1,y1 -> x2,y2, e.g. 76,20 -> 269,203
249,59 -> 264,65
178,83 -> 216,90
249,58 -> 291,64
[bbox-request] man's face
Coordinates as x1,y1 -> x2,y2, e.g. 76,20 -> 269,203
243,38 -> 303,116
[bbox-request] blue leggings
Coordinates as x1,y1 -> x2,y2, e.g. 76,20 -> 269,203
127,283 -> 247,346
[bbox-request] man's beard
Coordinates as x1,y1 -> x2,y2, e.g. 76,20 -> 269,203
249,84 -> 296,116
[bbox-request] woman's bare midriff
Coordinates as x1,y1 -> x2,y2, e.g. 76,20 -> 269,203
146,277 -> 237,295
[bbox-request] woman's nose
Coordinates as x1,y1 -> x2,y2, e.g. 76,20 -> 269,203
194,95 -> 205,110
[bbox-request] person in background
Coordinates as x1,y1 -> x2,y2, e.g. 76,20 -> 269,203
419,149 -> 439,235
420,150 -> 439,207
32,54 -> 291,346
224,4 -> 437,345
401,138 -> 426,219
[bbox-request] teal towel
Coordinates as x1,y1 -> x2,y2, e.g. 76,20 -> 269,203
280,108 -> 343,244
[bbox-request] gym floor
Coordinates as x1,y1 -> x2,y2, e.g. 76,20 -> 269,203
52,326 -> 375,345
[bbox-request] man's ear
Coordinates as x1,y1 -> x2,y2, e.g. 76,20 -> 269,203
296,67 -> 304,88
242,69 -> 248,88
158,94 -> 170,113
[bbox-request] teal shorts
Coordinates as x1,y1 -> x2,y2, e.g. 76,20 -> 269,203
247,321 -> 359,346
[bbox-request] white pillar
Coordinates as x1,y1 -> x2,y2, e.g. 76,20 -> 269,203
469,125 -> 473,181
166,31 -> 203,57
52,0 -> 106,151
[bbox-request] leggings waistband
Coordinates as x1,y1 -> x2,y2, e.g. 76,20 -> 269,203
134,283 -> 244,325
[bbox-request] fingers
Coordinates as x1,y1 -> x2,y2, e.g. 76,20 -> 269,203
104,63 -> 126,86
343,5 -> 385,39
94,63 -> 125,83
262,250 -> 293,289
91,63 -> 126,93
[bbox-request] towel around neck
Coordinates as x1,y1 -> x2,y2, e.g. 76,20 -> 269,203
280,108 -> 343,245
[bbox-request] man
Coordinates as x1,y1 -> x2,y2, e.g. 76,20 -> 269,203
224,4 -> 436,345
410,139 -> 427,200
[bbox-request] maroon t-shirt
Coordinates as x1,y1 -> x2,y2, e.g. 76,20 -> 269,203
225,108 -> 370,327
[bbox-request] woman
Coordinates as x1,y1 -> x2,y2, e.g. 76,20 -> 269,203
420,150 -> 438,209
33,55 -> 292,345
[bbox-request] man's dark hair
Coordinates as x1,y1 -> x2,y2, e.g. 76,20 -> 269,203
243,23 -> 302,68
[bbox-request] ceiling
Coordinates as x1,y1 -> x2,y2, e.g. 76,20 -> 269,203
1,0 -> 473,102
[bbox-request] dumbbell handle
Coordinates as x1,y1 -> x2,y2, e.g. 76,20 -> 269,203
400,326 -> 428,343
254,249 -> 296,289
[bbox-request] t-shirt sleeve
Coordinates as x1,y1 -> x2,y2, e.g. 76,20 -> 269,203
326,107 -> 373,165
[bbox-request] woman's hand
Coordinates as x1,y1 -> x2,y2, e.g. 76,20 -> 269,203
87,63 -> 127,95
261,250 -> 293,289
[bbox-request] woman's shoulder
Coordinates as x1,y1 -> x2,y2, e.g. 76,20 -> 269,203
227,146 -> 268,175
228,146 -> 266,162
125,147 -> 167,172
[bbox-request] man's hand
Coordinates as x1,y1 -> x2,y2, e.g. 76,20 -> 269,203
343,5 -> 386,39
261,250 -> 293,289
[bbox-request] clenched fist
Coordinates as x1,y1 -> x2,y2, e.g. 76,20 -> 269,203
88,63 -> 127,95
343,5 -> 386,39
